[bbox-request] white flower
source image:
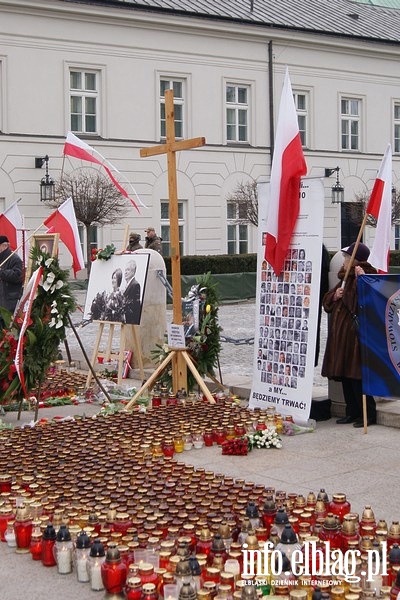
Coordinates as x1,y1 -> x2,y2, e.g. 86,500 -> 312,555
49,316 -> 63,329
42,272 -> 56,291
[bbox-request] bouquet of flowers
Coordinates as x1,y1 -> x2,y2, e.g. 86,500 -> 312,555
221,426 -> 282,456
282,420 -> 316,436
221,437 -> 250,456
247,427 -> 283,449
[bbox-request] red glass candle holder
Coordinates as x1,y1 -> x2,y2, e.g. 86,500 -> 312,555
0,474 -> 12,493
162,439 -> 175,458
0,505 -> 13,542
203,431 -> 214,447
101,545 -> 128,594
328,493 -> 351,523
126,576 -> 142,600
14,519 -> 33,554
152,396 -> 162,408
29,533 -> 43,560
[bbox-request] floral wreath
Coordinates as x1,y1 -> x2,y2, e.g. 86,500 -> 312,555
0,246 -> 76,403
91,244 -> 116,262
152,272 -> 222,391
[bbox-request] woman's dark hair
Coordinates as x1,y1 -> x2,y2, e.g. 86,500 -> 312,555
112,268 -> 123,287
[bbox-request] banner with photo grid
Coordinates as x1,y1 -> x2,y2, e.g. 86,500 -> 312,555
249,178 -> 324,423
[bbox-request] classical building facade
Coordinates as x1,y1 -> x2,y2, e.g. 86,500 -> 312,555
1,0 -> 400,271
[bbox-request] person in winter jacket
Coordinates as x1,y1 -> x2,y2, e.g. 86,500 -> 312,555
144,227 -> 162,254
126,232 -> 143,252
0,235 -> 23,327
321,242 -> 377,427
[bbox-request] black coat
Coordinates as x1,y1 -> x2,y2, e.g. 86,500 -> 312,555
123,277 -> 141,324
0,248 -> 23,313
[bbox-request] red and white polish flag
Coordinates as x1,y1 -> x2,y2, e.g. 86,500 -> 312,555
0,200 -> 23,252
367,144 -> 392,273
265,68 -> 307,276
64,132 -> 142,212
14,266 -> 44,398
43,197 -> 85,276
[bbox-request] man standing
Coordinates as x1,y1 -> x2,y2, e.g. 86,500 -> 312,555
0,235 -> 23,327
144,227 -> 162,254
126,232 -> 143,252
123,259 -> 141,324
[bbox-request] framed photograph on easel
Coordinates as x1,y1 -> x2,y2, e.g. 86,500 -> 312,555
33,233 -> 59,258
25,233 -> 60,285
83,253 -> 150,326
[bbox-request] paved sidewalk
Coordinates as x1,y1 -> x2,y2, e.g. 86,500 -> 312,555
2,299 -> 400,599
65,294 -> 328,392
1,402 -> 399,600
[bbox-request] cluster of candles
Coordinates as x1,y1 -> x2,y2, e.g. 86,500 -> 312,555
0,398 -> 400,599
31,365 -> 89,402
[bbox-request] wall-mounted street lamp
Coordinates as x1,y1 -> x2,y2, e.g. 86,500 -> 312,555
35,155 -> 56,202
324,166 -> 344,204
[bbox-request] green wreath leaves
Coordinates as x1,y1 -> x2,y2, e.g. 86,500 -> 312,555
151,272 -> 222,392
0,246 -> 76,403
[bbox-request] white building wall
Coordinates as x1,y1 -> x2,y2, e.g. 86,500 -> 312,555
0,0 -> 399,271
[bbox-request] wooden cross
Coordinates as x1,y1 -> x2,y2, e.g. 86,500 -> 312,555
140,89 -> 205,324
131,89 -> 216,401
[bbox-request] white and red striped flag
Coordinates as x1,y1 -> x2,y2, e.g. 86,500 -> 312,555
43,197 -> 85,276
265,68 -> 307,275
14,266 -> 43,398
0,200 -> 23,251
64,132 -> 143,212
367,144 -> 392,273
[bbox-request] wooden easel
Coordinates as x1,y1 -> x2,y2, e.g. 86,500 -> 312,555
86,320 -> 144,387
126,89 -> 215,407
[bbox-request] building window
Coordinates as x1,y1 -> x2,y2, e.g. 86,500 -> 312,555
395,224 -> 400,250
227,202 -> 248,254
160,79 -> 184,139
78,224 -> 98,262
394,102 -> 400,154
160,200 -> 185,256
226,84 -> 249,143
341,98 -> 361,151
293,92 -> 308,147
70,69 -> 98,133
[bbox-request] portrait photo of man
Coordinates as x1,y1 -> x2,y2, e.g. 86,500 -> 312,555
123,259 -> 141,324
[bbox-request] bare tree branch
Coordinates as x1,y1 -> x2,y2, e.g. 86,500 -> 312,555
355,187 -> 400,225
45,170 -> 127,275
226,181 -> 258,226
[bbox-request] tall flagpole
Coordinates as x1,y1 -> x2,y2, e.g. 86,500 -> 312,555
341,212 -> 369,288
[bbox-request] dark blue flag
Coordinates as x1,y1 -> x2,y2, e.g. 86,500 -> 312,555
358,274 -> 400,397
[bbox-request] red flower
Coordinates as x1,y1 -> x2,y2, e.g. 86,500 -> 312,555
221,437 -> 249,456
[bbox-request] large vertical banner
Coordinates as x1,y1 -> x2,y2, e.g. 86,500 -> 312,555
249,178 -> 324,423
358,274 -> 400,398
